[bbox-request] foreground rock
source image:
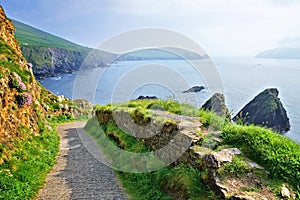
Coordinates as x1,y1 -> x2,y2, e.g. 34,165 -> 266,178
183,86 -> 204,93
233,88 -> 290,133
201,93 -> 229,116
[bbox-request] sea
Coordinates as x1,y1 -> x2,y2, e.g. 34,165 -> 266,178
39,57 -> 300,143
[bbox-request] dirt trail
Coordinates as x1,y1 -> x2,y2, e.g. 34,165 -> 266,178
36,121 -> 128,200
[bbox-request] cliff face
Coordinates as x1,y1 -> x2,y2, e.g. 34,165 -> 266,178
0,6 -> 51,148
0,7 -> 21,55
21,46 -> 89,79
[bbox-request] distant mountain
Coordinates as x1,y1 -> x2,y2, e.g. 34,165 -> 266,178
117,47 -> 206,61
255,48 -> 300,59
12,19 -> 115,79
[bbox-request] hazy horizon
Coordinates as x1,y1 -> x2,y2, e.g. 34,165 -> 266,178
2,0 -> 300,58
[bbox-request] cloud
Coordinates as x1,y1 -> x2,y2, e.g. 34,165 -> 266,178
3,0 -> 300,56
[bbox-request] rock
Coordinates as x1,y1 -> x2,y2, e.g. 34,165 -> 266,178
57,95 -> 65,103
201,93 -> 229,116
72,99 -> 93,117
58,104 -> 64,110
247,162 -> 263,169
233,88 -> 290,133
205,148 -> 241,168
281,184 -> 291,199
231,195 -> 255,200
183,86 -> 204,93
136,95 -> 158,100
63,104 -> 69,111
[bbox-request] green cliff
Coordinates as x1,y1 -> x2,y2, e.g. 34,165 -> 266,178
12,19 -> 115,79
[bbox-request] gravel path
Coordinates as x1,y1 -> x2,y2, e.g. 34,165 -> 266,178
36,122 -> 128,200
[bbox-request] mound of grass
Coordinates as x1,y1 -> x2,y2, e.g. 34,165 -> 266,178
222,124 -> 300,190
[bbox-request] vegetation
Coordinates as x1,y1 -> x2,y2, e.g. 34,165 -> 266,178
89,99 -> 300,198
12,19 -> 86,50
84,112 -> 219,200
222,124 -> 300,191
117,164 -> 218,200
0,115 -> 74,200
218,155 -> 251,178
0,38 -> 32,83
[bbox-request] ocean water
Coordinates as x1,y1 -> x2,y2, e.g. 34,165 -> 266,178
39,58 -> 300,143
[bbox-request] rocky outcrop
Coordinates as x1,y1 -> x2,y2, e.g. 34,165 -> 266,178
205,148 -> 241,168
201,93 -> 229,116
0,7 -> 21,55
233,88 -> 290,133
183,86 -> 204,93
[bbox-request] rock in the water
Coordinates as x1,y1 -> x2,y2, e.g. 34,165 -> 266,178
137,95 -> 158,100
201,93 -> 229,116
233,88 -> 290,133
183,86 -> 204,93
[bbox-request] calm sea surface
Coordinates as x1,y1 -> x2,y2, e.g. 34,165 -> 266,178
40,58 -> 300,143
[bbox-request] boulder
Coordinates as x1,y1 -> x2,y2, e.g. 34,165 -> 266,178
137,95 -> 158,100
201,93 -> 229,116
280,184 -> 291,199
233,88 -> 290,133
205,148 -> 242,168
183,86 -> 204,93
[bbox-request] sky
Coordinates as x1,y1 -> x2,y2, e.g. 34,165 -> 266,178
1,0 -> 300,57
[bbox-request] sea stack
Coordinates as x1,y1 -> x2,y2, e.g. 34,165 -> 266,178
233,88 -> 290,133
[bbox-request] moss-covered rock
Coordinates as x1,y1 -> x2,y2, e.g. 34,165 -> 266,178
201,93 -> 229,117
233,88 -> 290,133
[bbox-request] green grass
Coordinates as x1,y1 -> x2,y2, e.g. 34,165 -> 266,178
218,155 -> 251,178
11,19 -> 85,50
85,103 -> 220,200
0,38 -> 32,84
222,124 -> 300,190
0,115 -> 77,200
117,164 -> 218,200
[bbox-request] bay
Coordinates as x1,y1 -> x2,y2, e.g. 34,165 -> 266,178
39,58 -> 300,143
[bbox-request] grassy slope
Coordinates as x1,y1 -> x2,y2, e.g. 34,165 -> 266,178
11,19 -> 88,51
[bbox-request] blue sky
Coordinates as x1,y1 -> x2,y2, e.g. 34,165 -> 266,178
1,0 -> 300,57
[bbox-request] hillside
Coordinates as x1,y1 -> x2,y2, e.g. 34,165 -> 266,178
255,47 -> 300,59
12,19 -> 86,50
0,7 -> 93,199
11,19 -> 115,79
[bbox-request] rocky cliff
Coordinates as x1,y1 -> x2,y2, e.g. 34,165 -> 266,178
233,88 -> 290,133
0,6 -> 65,159
20,46 -> 89,79
0,8 -> 21,55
